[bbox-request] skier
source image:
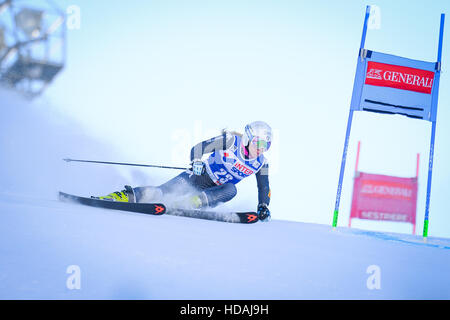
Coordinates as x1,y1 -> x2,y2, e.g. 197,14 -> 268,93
94,121 -> 273,221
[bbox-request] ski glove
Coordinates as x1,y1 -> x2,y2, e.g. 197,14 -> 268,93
257,203 -> 271,222
190,159 -> 205,176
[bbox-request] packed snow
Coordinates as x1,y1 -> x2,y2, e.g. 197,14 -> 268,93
1,90 -> 449,299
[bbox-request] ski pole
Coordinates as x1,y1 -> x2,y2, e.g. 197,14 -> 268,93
63,158 -> 188,170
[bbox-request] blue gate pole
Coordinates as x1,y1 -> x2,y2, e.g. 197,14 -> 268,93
423,121 -> 437,240
423,13 -> 445,240
333,6 -> 371,228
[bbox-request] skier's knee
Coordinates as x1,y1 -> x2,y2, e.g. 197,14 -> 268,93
223,183 -> 237,201
133,186 -> 163,203
202,183 -> 237,207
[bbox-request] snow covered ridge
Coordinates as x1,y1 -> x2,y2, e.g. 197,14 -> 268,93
1,194 -> 450,299
1,88 -> 449,300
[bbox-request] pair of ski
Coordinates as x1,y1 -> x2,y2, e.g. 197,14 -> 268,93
59,192 -> 259,224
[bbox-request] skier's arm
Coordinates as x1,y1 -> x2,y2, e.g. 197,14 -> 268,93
255,163 -> 270,206
190,133 -> 235,161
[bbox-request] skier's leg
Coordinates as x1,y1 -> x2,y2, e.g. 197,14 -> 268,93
135,171 -> 236,208
167,171 -> 236,208
93,172 -> 195,203
159,172 -> 196,194
133,172 -> 194,203
156,171 -> 237,208
98,171 -> 234,207
192,183 -> 237,208
132,185 -> 164,203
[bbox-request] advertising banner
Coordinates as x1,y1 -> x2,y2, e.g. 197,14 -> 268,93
350,172 -> 418,227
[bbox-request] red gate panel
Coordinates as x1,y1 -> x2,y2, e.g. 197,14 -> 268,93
350,172 -> 418,225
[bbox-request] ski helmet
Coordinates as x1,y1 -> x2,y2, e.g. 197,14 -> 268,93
242,121 -> 272,152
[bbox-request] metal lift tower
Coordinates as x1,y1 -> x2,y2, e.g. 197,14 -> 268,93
0,0 -> 66,98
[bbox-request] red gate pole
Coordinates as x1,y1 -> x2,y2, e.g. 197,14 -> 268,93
413,153 -> 420,235
416,153 -> 420,178
355,141 -> 361,174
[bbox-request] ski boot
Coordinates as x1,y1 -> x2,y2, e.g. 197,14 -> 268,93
189,195 -> 203,209
92,185 -> 136,203
187,193 -> 210,209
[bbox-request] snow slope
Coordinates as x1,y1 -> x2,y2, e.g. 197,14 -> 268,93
1,89 -> 449,299
1,193 -> 450,299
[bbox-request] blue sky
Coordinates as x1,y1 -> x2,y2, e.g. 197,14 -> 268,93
39,0 -> 450,237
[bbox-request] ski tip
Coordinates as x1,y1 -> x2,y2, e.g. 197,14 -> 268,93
58,191 -> 166,216
58,191 -> 72,200
153,204 -> 166,215
238,212 -> 259,224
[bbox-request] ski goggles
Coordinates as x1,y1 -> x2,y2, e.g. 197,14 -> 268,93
251,137 -> 270,151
